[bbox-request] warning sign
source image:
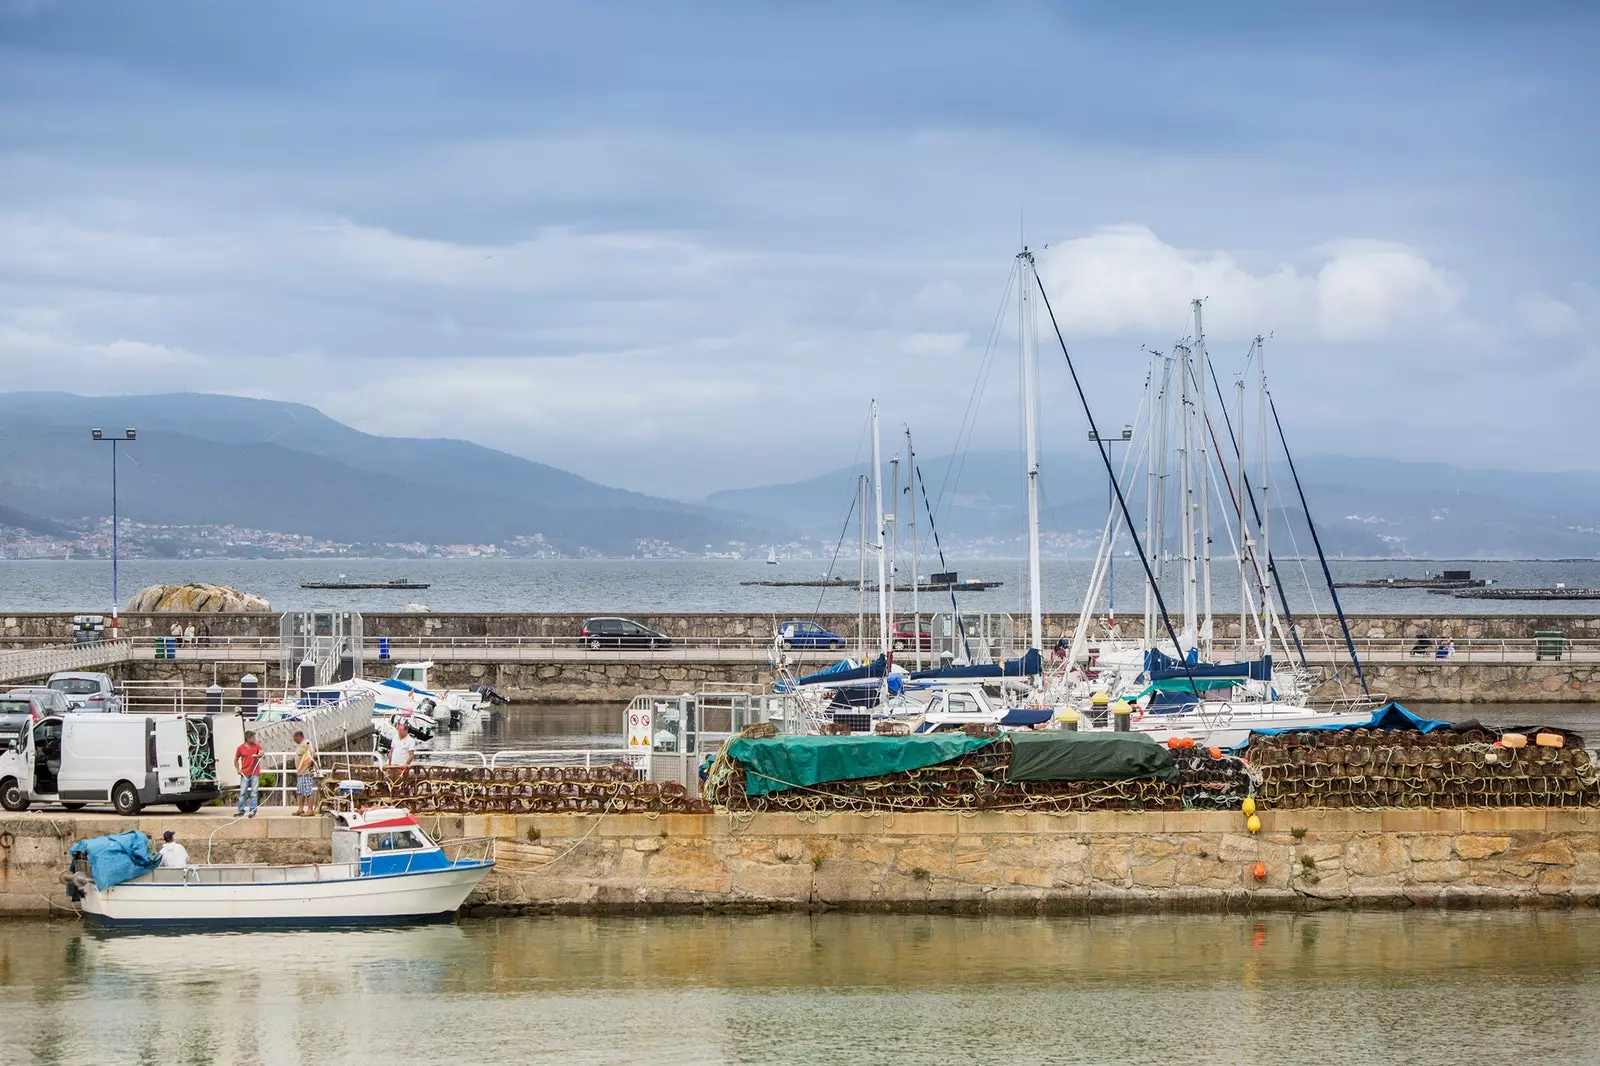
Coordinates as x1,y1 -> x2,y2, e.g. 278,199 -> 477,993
627,710 -> 653,748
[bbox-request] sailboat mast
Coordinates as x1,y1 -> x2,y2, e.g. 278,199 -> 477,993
1153,356 -> 1172,581
1236,372 -> 1249,657
1143,358 -> 1157,647
1019,250 -> 1044,655
857,473 -> 868,658
1257,335 -> 1271,644
906,427 -> 922,670
1177,343 -> 1197,653
1194,301 -> 1213,659
872,400 -> 889,658
888,454 -> 899,651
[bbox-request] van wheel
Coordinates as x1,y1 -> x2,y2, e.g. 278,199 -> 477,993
61,803 -> 87,811
0,779 -> 27,812
175,800 -> 204,813
111,782 -> 142,816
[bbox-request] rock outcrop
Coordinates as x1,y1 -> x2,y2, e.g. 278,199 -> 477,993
126,583 -> 271,613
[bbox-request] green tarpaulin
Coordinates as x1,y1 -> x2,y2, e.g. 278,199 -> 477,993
1128,677 -> 1241,701
1006,731 -> 1180,784
725,733 -> 997,796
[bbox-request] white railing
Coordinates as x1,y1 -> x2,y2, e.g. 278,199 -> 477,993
486,748 -> 644,774
0,639 -> 135,684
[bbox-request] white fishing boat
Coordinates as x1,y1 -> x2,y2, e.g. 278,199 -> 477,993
67,807 -> 493,930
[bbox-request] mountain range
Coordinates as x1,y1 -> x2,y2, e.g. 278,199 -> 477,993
0,391 -> 1595,559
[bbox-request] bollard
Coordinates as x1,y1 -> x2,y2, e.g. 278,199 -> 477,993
1056,709 -> 1080,732
1111,700 -> 1132,733
239,673 -> 260,714
206,683 -> 223,716
298,658 -> 317,692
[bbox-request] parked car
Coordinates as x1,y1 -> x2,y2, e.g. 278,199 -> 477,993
0,695 -> 46,747
891,621 -> 933,652
3,687 -> 73,716
578,617 -> 672,649
46,671 -> 123,713
778,620 -> 847,650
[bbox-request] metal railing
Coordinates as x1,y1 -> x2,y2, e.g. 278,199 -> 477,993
0,639 -> 136,685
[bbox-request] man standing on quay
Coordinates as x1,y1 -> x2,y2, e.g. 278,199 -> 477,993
235,729 -> 264,818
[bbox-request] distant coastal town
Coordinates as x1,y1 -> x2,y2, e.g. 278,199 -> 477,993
0,516 -> 1110,562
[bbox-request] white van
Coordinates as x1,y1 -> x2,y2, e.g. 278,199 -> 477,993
0,713 -> 243,815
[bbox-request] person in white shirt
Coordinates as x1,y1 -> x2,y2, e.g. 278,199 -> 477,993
156,830 -> 188,869
387,720 -> 417,779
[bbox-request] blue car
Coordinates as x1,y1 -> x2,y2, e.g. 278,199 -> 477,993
778,620 -> 847,650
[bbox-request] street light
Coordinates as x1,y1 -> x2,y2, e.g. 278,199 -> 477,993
91,428 -> 136,639
1088,425 -> 1134,625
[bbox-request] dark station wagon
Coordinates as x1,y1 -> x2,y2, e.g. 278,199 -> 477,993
577,617 -> 672,649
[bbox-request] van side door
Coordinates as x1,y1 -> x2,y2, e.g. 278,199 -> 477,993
155,718 -> 190,795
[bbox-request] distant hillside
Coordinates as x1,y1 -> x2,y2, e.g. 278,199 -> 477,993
0,392 -> 766,553
709,450 -> 1600,559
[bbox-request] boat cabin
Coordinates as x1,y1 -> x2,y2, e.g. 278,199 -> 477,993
387,661 -> 436,690
331,808 -> 453,876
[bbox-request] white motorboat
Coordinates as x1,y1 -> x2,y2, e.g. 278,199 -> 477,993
67,807 -> 493,930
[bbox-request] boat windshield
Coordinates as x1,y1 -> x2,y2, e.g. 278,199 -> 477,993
368,830 -> 428,851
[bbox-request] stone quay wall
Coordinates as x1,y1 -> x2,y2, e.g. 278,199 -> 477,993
2,809 -> 1597,919
6,611 -> 1600,647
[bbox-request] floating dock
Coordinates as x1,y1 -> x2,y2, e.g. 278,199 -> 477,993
1336,569 -> 1486,590
300,579 -> 431,590
740,578 -> 1002,591
1445,586 -> 1600,601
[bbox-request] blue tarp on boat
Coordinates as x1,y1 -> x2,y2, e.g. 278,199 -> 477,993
69,831 -> 159,892
1241,701 -> 1454,743
795,655 -> 886,687
910,648 -> 1044,681
1147,649 -> 1272,683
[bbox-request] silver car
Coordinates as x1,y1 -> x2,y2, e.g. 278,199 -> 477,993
2,687 -> 73,716
45,672 -> 123,713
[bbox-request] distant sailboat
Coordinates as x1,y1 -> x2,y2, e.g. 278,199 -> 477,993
766,547 -> 779,565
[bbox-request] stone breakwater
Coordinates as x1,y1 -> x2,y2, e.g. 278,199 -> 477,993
6,611 -> 1600,645
2,809 -> 1597,918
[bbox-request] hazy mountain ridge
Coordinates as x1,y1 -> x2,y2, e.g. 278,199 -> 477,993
0,392 -> 766,554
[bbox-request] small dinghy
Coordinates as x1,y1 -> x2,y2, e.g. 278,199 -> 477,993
66,801 -> 493,930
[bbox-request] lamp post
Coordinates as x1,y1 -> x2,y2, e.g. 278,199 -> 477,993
91,427 -> 136,639
1088,425 -> 1134,625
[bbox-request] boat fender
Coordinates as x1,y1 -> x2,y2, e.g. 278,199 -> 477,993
1241,797 -> 1257,817
1246,814 -> 1262,835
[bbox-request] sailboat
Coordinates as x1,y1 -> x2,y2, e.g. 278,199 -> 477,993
766,547 -> 778,565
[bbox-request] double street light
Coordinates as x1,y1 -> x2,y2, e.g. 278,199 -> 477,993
1088,425 -> 1134,623
91,427 -> 136,638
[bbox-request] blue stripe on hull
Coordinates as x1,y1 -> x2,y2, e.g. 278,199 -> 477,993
82,910 -> 460,933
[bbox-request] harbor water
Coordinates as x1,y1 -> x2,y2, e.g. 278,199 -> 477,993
4,557 -> 1600,614
2,911 -> 1598,1065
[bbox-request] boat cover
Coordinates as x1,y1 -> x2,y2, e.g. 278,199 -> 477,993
794,656 -> 885,687
68,831 -> 159,892
1243,701 -> 1452,740
1129,677 -> 1241,701
909,648 -> 1044,681
725,733 -> 997,796
1147,649 -> 1272,682
1007,732 -> 1180,784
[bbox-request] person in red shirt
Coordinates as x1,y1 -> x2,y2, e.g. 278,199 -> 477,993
234,730 -> 264,818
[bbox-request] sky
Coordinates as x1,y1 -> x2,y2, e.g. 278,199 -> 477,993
0,1 -> 1596,500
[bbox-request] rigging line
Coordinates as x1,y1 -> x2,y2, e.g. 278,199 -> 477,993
915,462 -> 974,664
1200,347 -> 1309,670
937,260 -> 1018,518
1031,269 -> 1202,700
811,486 -> 861,620
1268,391 -> 1369,697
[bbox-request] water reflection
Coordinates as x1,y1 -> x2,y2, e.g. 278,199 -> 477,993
3,912 -> 1599,1065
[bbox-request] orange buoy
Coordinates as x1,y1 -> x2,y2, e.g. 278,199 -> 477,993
1208,746 -> 1222,760
1252,861 -> 1267,882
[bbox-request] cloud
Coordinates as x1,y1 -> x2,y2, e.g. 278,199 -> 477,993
1035,225 -> 1463,344
1517,286 -> 1596,339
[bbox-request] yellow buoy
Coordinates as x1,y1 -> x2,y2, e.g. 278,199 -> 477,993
1241,796 -> 1256,817
1246,813 -> 1262,834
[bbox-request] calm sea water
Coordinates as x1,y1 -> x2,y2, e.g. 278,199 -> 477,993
2,912 -> 1598,1065
4,557 -> 1600,614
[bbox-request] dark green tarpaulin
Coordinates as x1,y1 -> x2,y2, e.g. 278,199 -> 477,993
726,733 -> 997,796
1005,731 -> 1180,784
